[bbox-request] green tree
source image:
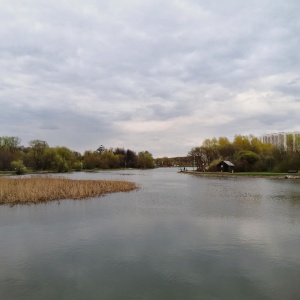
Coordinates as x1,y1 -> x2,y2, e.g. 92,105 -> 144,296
0,136 -> 22,170
233,135 -> 252,151
199,138 -> 220,165
295,133 -> 300,157
273,133 -> 300,172
96,145 -> 105,154
52,154 -> 69,172
125,149 -> 137,168
0,136 -> 21,153
250,136 -> 263,154
157,157 -> 174,167
82,151 -> 99,169
54,146 -> 76,169
113,148 -> 126,168
101,152 -> 120,169
72,161 -> 83,171
286,133 -> 300,157
11,160 -> 27,175
218,137 -> 235,159
26,140 -> 49,170
188,147 -> 207,169
136,151 -> 155,169
235,150 -> 261,171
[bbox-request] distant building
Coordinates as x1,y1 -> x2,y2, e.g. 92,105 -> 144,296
217,161 -> 235,172
260,131 -> 300,150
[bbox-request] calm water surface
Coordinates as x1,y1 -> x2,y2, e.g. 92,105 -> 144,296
1,168 -> 300,299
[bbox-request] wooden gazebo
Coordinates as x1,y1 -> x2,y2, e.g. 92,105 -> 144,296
217,161 -> 235,172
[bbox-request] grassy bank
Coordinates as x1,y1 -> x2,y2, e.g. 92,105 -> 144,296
183,171 -> 300,178
0,177 -> 137,205
0,171 -> 14,176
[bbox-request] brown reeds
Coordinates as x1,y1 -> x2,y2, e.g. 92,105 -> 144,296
0,177 -> 137,205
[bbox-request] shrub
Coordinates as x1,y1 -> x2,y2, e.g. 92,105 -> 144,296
11,160 -> 27,175
73,161 -> 83,171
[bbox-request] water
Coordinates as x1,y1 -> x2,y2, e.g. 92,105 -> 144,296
1,168 -> 300,299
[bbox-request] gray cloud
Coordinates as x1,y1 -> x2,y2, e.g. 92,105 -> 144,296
0,0 -> 299,156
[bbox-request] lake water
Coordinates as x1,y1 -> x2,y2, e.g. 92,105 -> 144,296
1,168 -> 300,299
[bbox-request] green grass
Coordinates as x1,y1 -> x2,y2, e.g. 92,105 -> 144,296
0,171 -> 14,176
189,171 -> 300,177
231,172 -> 295,176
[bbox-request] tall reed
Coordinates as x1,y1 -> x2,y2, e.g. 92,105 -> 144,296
0,177 -> 137,205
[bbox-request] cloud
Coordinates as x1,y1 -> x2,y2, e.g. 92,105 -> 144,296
0,0 -> 299,156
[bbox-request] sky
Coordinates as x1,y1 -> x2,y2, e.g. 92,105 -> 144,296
0,0 -> 299,157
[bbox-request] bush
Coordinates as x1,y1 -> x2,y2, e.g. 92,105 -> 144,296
72,161 -> 83,171
207,165 -> 218,172
11,160 -> 27,175
53,155 -> 69,173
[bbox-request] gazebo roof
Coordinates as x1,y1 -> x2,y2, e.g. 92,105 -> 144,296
217,160 -> 235,167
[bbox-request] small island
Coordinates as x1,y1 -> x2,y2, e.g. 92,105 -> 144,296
0,177 -> 137,205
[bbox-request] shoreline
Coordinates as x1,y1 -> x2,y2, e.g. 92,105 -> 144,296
179,171 -> 300,179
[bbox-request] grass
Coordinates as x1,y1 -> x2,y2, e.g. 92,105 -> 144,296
185,171 -> 300,177
0,171 -> 14,175
0,177 -> 137,205
231,172 -> 299,176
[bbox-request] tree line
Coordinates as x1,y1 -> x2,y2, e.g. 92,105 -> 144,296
0,137 -> 155,174
155,134 -> 300,172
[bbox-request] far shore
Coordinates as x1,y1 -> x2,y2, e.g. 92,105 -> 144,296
179,170 -> 300,179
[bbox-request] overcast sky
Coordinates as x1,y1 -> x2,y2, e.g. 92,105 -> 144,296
1,0 -> 299,157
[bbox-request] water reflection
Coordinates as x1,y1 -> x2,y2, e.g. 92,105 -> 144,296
1,169 -> 300,299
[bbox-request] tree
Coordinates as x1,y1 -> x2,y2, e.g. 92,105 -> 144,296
55,147 -> 76,169
113,148 -> 126,167
113,147 -> 126,156
200,138 -> 220,164
0,151 -> 12,170
125,149 -> 137,168
96,145 -> 105,154
233,135 -> 252,151
136,151 -> 155,169
155,157 -> 174,167
250,136 -> 263,154
237,150 -> 260,165
26,140 -> 49,170
0,136 -> 21,153
0,136 -> 22,170
188,147 -> 207,169
286,133 -> 300,156
82,151 -> 99,169
235,150 -> 261,171
102,152 -> 120,169
52,154 -> 69,172
295,133 -> 300,157
72,161 -> 83,171
11,160 -> 27,175
274,133 -> 300,172
218,137 -> 235,159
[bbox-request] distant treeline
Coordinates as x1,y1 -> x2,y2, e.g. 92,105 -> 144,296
155,134 -> 300,172
0,137 -> 155,174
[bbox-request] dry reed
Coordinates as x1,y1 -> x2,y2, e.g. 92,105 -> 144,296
0,177 -> 137,205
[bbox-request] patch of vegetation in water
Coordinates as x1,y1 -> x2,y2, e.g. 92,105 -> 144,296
0,177 -> 137,205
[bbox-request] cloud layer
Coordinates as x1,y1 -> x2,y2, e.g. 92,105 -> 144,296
1,0 -> 299,156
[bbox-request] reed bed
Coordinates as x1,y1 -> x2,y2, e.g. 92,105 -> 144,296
0,177 -> 137,205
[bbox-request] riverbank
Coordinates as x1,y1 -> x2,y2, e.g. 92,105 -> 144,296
180,171 -> 300,179
0,168 -> 145,176
0,177 -> 137,205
